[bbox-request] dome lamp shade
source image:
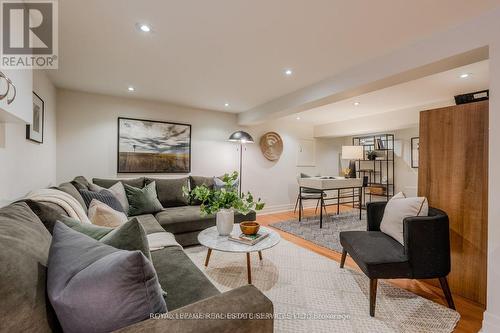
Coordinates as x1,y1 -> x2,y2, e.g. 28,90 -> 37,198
228,131 -> 254,143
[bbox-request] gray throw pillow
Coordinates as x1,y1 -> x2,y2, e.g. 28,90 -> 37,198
145,177 -> 190,208
124,182 -> 163,216
79,189 -> 125,213
47,223 -> 166,333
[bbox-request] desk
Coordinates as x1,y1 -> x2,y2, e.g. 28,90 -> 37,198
298,177 -> 363,228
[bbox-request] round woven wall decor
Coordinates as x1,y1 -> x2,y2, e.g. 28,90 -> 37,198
259,132 -> 283,161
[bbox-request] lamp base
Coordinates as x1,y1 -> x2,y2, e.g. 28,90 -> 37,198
348,160 -> 357,178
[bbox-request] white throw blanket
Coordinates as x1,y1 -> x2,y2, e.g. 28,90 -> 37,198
26,188 -> 91,224
147,232 -> 181,251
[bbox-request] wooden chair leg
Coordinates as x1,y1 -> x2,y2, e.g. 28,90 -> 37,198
439,277 -> 456,310
370,278 -> 378,317
340,249 -> 347,268
294,194 -> 299,213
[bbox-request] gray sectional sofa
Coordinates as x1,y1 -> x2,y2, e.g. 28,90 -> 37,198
0,176 -> 272,333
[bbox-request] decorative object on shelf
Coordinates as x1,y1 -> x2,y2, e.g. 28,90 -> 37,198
342,168 -> 351,178
240,221 -> 260,235
117,117 -> 191,173
341,145 -> 364,178
228,130 -> 254,196
259,131 -> 283,161
411,137 -> 419,168
26,92 -> 44,143
367,151 -> 377,161
0,71 -> 16,105
352,134 -> 395,204
184,171 -> 265,236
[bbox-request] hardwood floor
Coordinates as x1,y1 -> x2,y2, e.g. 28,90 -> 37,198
256,205 -> 485,333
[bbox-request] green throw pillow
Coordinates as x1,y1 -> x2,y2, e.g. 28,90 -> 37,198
59,216 -> 113,240
58,217 -> 151,260
124,181 -> 163,216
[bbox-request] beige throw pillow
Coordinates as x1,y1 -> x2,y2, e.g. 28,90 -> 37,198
90,181 -> 129,214
88,199 -> 128,228
379,192 -> 429,245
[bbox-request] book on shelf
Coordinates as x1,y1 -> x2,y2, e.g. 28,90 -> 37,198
376,138 -> 385,150
228,232 -> 269,245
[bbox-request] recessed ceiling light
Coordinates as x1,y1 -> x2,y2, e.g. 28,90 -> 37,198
353,102 -> 360,106
285,69 -> 293,76
224,103 -> 230,107
460,73 -> 470,79
128,86 -> 135,92
138,24 -> 151,32
296,116 -> 301,120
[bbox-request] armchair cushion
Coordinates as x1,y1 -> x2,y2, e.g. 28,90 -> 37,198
340,231 -> 411,279
380,192 -> 428,245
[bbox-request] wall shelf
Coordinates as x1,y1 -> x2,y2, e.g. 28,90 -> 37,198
353,133 -> 395,205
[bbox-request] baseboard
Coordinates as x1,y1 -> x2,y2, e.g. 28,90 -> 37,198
481,311 -> 500,332
258,201 -> 318,215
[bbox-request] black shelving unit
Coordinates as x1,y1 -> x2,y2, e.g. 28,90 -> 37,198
352,134 -> 395,206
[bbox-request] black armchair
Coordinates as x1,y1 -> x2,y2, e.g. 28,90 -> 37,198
339,201 -> 454,317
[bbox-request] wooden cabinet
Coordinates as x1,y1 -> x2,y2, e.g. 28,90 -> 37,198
418,100 -> 488,306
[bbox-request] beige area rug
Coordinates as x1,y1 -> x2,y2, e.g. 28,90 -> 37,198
185,240 -> 460,333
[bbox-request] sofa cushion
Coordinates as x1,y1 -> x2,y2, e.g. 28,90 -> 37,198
21,199 -> 65,234
0,202 -> 60,332
93,177 -> 145,189
47,223 -> 166,333
56,182 -> 87,211
73,176 -> 91,190
189,176 -> 215,205
99,218 -> 151,260
145,177 -> 190,208
151,246 -> 220,310
134,214 -> 166,234
340,231 -> 411,279
155,206 -> 256,234
125,182 -> 164,216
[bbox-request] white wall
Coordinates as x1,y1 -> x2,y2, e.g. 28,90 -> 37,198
0,70 -> 57,206
56,89 -> 318,213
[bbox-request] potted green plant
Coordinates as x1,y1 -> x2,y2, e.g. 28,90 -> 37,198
183,171 -> 265,235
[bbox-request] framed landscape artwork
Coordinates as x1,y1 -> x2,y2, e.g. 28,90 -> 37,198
26,92 -> 44,143
117,117 -> 191,173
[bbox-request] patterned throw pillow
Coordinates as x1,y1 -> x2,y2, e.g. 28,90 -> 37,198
79,189 -> 125,213
90,181 -> 129,214
124,182 -> 164,216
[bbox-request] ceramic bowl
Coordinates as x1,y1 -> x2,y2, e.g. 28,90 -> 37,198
239,222 -> 260,235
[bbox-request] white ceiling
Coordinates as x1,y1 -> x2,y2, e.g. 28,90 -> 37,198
287,60 -> 489,125
288,60 -> 489,125
49,0 -> 500,112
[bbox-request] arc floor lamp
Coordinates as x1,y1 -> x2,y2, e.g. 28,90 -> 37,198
228,130 -> 254,197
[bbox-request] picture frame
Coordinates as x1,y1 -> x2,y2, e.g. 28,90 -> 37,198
26,92 -> 44,143
411,137 -> 419,168
117,117 -> 191,173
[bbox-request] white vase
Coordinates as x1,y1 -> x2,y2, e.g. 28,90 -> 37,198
216,208 -> 234,236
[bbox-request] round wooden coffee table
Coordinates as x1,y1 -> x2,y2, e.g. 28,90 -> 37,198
198,224 -> 281,284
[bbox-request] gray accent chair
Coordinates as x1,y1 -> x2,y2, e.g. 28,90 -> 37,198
339,201 -> 455,317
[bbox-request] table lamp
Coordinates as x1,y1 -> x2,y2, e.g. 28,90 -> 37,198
341,145 -> 364,178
